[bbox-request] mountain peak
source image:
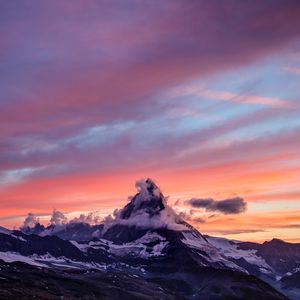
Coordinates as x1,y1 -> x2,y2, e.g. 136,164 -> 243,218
145,178 -> 160,191
137,178 -> 163,198
102,178 -> 190,233
263,238 -> 287,246
119,178 -> 166,220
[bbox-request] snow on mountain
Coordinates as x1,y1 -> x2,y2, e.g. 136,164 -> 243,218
0,251 -> 47,267
0,250 -> 110,271
207,236 -> 274,275
71,231 -> 169,259
181,231 -> 246,273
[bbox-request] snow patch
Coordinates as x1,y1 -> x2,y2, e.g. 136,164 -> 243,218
0,252 -> 47,267
207,236 -> 273,274
10,234 -> 27,242
72,232 -> 169,259
182,232 -> 247,273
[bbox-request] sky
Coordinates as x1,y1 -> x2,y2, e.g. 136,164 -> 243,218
1,0 -> 300,242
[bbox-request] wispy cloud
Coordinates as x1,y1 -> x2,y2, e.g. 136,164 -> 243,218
284,66 -> 300,75
171,85 -> 289,107
206,229 -> 266,235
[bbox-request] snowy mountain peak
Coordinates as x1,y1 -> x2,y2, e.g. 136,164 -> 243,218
102,178 -> 191,238
144,178 -> 162,196
119,178 -> 166,220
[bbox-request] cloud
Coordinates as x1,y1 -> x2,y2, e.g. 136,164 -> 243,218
192,217 -> 206,223
284,66 -> 300,75
51,209 -> 102,226
178,210 -> 206,224
1,0 -> 300,145
276,224 -> 300,229
104,208 -> 187,232
206,229 -> 265,235
21,212 -> 39,229
171,85 -> 288,107
186,197 -> 247,214
69,212 -> 102,225
50,209 -> 67,226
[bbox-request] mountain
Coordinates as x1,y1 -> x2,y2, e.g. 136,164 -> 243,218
238,239 -> 300,276
278,270 -> 300,300
0,226 -> 11,234
207,236 -> 300,282
0,178 -> 296,299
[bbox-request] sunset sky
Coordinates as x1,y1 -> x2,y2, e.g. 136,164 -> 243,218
1,1 -> 300,242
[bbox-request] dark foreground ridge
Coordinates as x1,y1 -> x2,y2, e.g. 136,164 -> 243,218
0,260 -> 287,300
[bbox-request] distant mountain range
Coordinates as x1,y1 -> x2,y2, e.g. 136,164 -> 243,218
0,179 -> 299,300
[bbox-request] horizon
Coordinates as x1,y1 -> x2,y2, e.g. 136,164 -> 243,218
1,1 -> 300,244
